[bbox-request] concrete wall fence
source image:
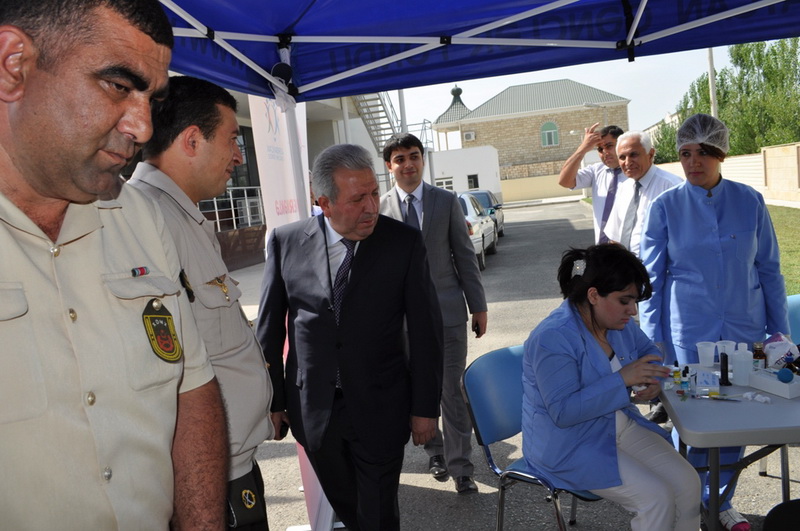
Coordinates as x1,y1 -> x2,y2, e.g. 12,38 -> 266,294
501,141 -> 800,205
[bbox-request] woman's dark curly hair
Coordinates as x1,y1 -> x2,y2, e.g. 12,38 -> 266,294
557,243 -> 652,305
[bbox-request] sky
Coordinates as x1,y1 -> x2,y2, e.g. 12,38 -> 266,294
390,46 -> 732,144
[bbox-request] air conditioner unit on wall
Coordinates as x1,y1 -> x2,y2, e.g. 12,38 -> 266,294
463,131 -> 476,141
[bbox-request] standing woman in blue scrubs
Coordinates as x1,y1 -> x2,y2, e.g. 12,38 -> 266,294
639,113 -> 790,531
522,244 -> 700,531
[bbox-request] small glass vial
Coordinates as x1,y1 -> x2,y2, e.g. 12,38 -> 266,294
753,341 -> 767,370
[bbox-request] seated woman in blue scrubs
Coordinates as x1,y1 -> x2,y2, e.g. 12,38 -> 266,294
639,113 -> 789,531
522,244 -> 700,531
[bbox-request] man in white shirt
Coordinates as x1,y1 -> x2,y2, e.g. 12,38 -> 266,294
558,123 -> 626,243
605,131 -> 682,256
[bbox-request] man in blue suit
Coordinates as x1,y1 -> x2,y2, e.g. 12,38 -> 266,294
380,133 -> 488,495
256,143 -> 443,530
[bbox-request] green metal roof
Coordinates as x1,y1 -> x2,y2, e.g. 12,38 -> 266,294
461,79 -> 628,120
434,86 -> 472,125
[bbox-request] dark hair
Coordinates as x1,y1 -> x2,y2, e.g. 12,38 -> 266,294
599,125 -> 624,139
143,76 -> 238,159
558,244 -> 652,305
313,144 -> 375,203
1,0 -> 173,70
382,133 -> 424,162
698,143 -> 727,161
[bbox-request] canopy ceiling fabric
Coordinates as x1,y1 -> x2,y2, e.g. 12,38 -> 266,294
162,0 -> 800,102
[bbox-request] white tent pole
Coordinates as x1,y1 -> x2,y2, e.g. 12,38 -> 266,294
625,0 -> 649,47
638,0 -> 784,45
177,31 -> 615,50
286,103 -> 310,218
160,0 -> 287,92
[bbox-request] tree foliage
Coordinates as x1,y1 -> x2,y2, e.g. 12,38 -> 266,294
651,38 -> 800,161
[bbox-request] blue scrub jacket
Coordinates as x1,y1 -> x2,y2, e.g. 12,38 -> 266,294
522,300 -> 669,491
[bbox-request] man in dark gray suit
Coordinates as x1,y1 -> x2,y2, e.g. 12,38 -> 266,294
256,143 -> 443,530
380,133 -> 488,495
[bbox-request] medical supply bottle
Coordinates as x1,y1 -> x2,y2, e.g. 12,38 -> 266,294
672,361 -> 681,384
732,343 -> 751,386
753,341 -> 767,370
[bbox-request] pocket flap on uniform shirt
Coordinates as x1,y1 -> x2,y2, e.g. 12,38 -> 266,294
0,282 -> 28,320
192,280 -> 242,309
103,274 -> 181,299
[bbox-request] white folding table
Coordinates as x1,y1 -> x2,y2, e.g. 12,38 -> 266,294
660,367 -> 800,531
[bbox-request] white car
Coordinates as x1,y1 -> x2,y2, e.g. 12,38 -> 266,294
458,192 -> 498,271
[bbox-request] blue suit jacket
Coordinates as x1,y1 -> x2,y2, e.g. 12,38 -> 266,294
256,214 -> 443,458
521,301 -> 669,491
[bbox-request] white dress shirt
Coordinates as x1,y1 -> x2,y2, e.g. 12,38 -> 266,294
605,165 -> 682,256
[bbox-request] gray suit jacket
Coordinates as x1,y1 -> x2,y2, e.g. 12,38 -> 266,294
381,182 -> 487,327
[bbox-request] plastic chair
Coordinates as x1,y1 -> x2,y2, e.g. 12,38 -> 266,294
461,345 -> 601,531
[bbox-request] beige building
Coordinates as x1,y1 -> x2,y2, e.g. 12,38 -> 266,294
433,80 -> 630,181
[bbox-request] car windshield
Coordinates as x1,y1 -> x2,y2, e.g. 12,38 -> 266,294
472,193 -> 492,209
458,197 -> 468,215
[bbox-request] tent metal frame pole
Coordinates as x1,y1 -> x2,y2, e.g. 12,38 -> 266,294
625,0 -> 648,47
300,0 -> 579,93
639,0 -> 785,45
165,0 -> 789,98
161,0 -> 288,93
177,32 -> 615,50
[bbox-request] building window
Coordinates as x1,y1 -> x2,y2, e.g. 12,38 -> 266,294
436,177 -> 454,190
541,122 -> 559,147
229,126 -> 260,188
467,174 -> 479,189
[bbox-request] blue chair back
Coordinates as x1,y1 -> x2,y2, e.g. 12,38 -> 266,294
462,345 -> 524,448
788,294 -> 800,340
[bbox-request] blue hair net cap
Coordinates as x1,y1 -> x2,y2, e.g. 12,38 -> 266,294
676,113 -> 729,154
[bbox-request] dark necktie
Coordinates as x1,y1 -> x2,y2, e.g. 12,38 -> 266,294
332,238 -> 356,325
620,180 -> 642,250
405,195 -> 420,230
598,167 -> 621,244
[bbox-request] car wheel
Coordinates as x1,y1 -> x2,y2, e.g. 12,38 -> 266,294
498,223 -> 505,237
486,227 -> 498,255
476,243 -> 486,271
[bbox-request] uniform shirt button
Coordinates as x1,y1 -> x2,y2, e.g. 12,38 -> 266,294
86,391 -> 96,406
103,467 -> 113,481
50,246 -> 61,257
68,308 -> 77,321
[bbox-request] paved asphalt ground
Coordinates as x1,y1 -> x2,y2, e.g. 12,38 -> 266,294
235,200 -> 798,530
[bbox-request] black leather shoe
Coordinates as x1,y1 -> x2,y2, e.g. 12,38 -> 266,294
454,476 -> 478,494
645,403 -> 669,424
429,455 -> 448,481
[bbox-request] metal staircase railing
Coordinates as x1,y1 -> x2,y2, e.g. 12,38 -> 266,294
352,92 -> 400,153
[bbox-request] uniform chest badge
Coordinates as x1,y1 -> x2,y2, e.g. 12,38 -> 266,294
241,489 -> 256,509
142,298 -> 183,363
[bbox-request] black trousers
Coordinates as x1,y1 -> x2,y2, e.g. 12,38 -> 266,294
304,390 -> 404,531
227,461 -> 269,530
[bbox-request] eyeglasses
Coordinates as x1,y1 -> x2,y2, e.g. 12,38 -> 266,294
597,142 -> 616,154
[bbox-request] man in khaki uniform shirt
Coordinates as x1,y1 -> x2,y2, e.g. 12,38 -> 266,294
0,1 -> 228,528
129,75 -> 276,530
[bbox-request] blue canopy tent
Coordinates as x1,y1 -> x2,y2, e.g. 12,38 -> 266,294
160,3 -> 800,525
162,0 -> 800,102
